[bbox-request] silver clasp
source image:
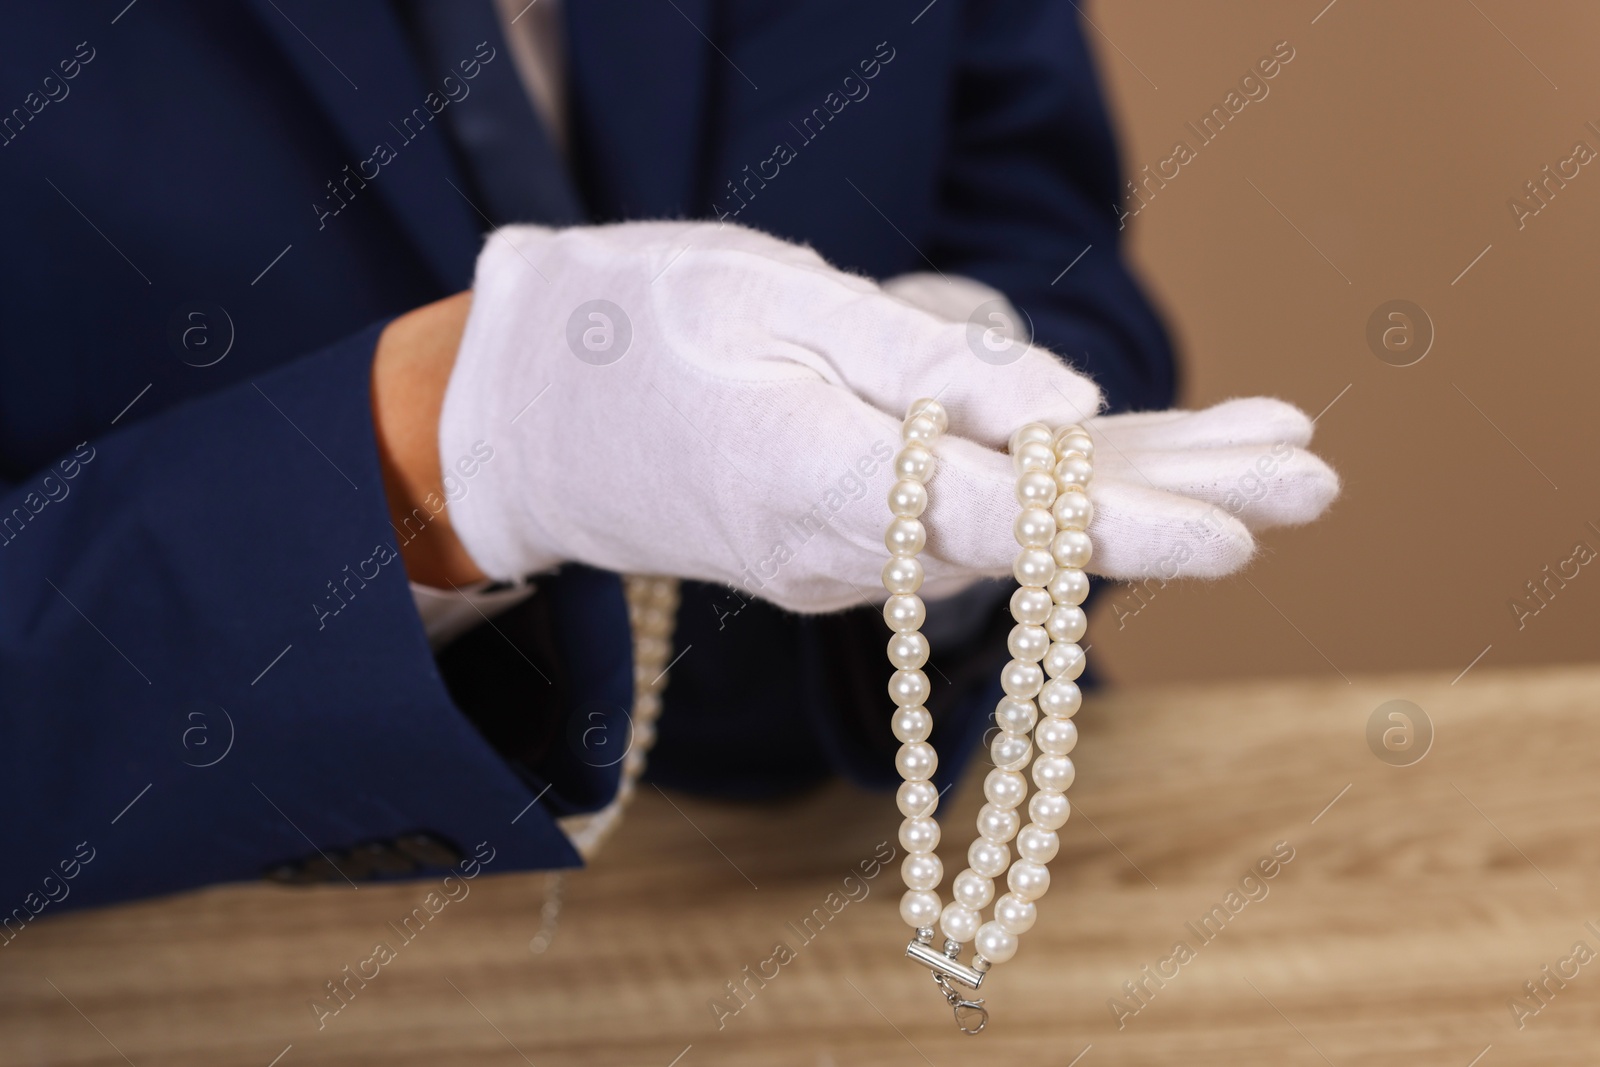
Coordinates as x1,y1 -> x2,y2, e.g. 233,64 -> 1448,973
906,937 -> 990,1035
933,973 -> 989,1034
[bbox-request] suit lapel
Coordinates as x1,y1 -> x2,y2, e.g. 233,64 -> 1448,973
243,0 -> 486,289
564,0 -> 715,218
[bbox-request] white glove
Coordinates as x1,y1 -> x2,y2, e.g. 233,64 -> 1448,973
439,223 -> 1337,612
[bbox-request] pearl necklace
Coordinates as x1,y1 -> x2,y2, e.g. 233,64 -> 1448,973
883,398 -> 1094,1035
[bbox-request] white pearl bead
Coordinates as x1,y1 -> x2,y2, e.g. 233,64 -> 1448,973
1009,423 -> 1053,454
1032,755 -> 1076,792
1051,487 -> 1093,530
976,802 -> 1020,842
630,605 -> 670,634
990,730 -> 1032,771
895,741 -> 937,781
1043,642 -> 1086,682
999,659 -> 1043,699
1007,860 -> 1051,902
889,668 -> 930,707
888,631 -> 929,670
900,889 -> 941,928
1047,568 -> 1089,606
983,768 -> 1026,809
1056,430 -> 1094,460
632,719 -> 658,750
975,921 -> 1019,964
993,695 -> 1037,733
892,706 -> 933,743
1012,506 -> 1055,548
899,816 -> 940,853
882,555 -> 924,596
1011,439 -> 1056,476
994,892 -> 1037,935
898,780 -> 940,818
1006,624 -> 1049,662
1050,529 -> 1092,570
907,397 -> 948,434
1009,587 -> 1052,625
1044,610 -> 1087,655
940,901 -> 979,943
902,413 -> 939,445
902,852 -> 943,892
1054,454 -> 1093,490
883,594 -> 926,632
1036,630 -> 1088,671
1038,678 -> 1083,717
1035,715 -> 1078,755
1028,790 -> 1071,829
953,868 -> 996,909
637,635 -> 670,666
966,841 -> 1009,882
888,479 -> 928,518
894,444 -> 935,483
1012,547 -> 1056,587
1015,470 -> 1058,509
886,517 -> 926,557
1016,823 -> 1060,864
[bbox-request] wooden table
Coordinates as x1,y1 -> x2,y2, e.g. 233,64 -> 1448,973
5,665 -> 1599,1066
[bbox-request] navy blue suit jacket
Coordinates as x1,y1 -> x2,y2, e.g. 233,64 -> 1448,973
0,0 -> 1173,915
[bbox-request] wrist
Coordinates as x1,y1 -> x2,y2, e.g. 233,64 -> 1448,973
371,291 -> 488,588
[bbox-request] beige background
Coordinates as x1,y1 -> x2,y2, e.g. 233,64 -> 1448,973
1084,0 -> 1600,683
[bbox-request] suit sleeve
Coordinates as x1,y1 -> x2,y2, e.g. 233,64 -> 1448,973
0,325 -> 599,916
935,0 -> 1178,414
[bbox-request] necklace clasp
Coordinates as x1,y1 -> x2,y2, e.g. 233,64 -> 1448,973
906,938 -> 990,1035
934,973 -> 989,1035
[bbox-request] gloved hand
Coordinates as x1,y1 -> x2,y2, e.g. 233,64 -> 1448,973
439,223 -> 1337,612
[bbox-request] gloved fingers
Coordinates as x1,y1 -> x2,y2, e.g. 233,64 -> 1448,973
770,436 -> 1287,615
1093,397 -> 1316,452
1091,445 -> 1341,531
916,433 -> 1025,577
936,338 -> 1105,452
884,431 -> 1267,585
828,296 -> 1103,451
910,435 -> 1262,582
697,260 -> 1102,449
1085,479 -> 1259,580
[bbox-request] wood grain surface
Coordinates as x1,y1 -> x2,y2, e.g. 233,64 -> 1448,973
4,665 -> 1598,1066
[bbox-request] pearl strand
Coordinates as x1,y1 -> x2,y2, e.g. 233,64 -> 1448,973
883,398 -> 947,936
960,421 -> 1093,967
885,403 -> 1094,1015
